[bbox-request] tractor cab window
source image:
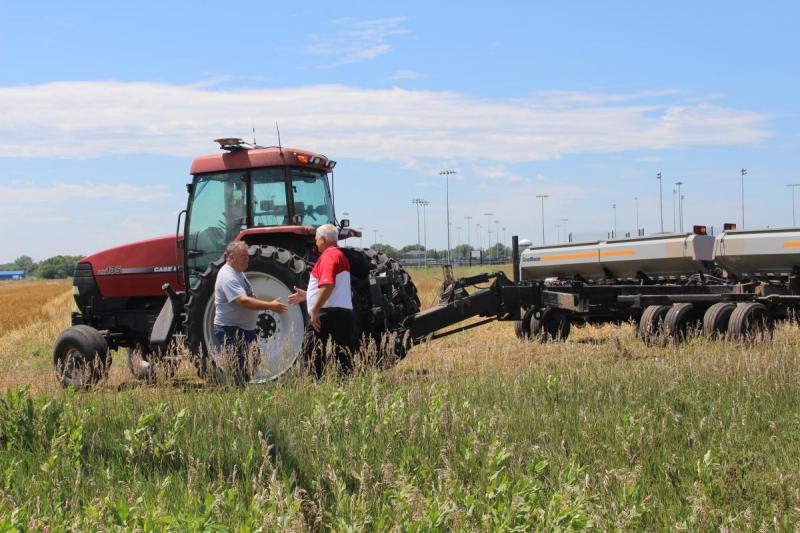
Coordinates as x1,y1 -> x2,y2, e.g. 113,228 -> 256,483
252,167 -> 290,226
186,171 -> 247,281
290,169 -> 334,226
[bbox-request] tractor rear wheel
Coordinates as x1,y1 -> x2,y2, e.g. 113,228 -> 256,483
53,325 -> 110,389
184,245 -> 309,382
344,247 -> 420,365
727,302 -> 773,341
638,305 -> 670,345
702,302 -> 736,339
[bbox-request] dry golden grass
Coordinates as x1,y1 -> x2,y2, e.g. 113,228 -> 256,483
0,279 -> 71,335
0,281 -> 75,394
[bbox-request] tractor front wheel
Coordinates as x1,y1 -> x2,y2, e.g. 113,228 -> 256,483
53,325 -> 110,389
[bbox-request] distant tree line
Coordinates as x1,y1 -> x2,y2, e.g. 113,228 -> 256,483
372,243 -> 511,260
0,255 -> 83,279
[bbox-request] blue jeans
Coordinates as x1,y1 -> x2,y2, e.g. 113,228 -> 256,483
213,326 -> 258,385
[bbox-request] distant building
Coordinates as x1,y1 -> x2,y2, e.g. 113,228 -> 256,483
400,250 -> 426,267
0,270 -> 25,280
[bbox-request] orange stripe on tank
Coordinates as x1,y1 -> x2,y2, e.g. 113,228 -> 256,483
538,249 -> 636,261
599,249 -> 637,257
539,252 -> 597,261
783,241 -> 800,248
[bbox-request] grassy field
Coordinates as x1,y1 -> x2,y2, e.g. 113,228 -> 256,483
2,270 -> 800,529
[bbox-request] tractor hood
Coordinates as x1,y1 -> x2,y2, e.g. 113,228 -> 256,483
79,235 -> 183,297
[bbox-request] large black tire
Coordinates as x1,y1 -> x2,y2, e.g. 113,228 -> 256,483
664,303 -> 703,342
727,302 -> 773,341
638,305 -> 671,345
703,302 -> 736,339
126,342 -> 178,383
344,248 -> 420,365
529,307 -> 570,342
53,325 -> 110,389
184,245 -> 310,382
514,308 -> 535,340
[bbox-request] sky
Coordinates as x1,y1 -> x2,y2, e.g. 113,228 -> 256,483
1,1 -> 799,262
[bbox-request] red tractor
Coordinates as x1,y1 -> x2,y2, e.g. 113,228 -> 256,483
54,138 -> 420,387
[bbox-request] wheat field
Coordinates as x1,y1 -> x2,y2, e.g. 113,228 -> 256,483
1,271 -> 800,529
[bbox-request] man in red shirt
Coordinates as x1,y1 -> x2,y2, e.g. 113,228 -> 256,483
289,223 -> 354,376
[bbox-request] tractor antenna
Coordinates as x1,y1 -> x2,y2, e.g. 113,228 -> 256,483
275,122 -> 282,155
252,125 -> 257,146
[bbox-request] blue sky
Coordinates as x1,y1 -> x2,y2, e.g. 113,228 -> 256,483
1,1 -> 798,262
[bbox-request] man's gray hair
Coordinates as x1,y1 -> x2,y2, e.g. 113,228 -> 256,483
316,223 -> 339,243
225,240 -> 248,258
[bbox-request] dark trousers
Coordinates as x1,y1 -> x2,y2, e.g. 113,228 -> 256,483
213,326 -> 257,385
305,308 -> 355,377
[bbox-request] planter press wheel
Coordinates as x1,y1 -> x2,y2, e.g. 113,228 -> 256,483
638,304 -> 671,345
664,303 -> 703,343
702,302 -> 736,339
727,302 -> 774,342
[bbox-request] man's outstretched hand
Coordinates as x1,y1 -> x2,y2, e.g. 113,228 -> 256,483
288,287 -> 307,305
268,299 -> 288,313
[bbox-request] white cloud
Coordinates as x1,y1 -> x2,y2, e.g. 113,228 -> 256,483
472,165 -> 523,182
0,81 -> 770,162
0,182 -> 173,204
307,17 -> 409,67
391,70 -> 418,80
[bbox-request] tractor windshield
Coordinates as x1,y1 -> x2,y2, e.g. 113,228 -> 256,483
288,168 -> 335,226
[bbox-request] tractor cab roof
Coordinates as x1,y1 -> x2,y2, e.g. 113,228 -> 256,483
190,144 -> 335,175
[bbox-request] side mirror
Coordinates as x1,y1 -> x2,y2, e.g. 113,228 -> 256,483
340,218 -> 350,228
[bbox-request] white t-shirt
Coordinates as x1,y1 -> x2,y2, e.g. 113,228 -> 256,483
214,263 -> 258,330
307,247 -> 353,311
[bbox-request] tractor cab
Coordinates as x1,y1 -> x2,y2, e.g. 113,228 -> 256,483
183,139 -> 340,286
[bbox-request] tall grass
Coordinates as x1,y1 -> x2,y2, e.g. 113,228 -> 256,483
1,272 -> 800,529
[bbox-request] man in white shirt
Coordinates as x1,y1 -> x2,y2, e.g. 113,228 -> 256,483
214,241 -> 288,384
289,224 -> 354,376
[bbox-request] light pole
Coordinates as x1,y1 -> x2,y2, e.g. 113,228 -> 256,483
373,229 -> 379,246
464,215 -> 473,266
476,223 -> 482,263
502,226 -> 507,259
740,168 -> 747,228
612,204 -> 617,238
560,218 -> 568,242
634,197 -> 639,236
456,225 -> 462,261
494,219 -> 500,258
484,212 -> 494,255
439,170 -> 456,264
420,199 -> 430,266
412,199 -> 424,249
672,188 -> 677,232
787,184 -> 800,226
356,227 -> 364,247
536,194 -> 549,245
656,172 -> 664,232
675,181 -> 684,232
